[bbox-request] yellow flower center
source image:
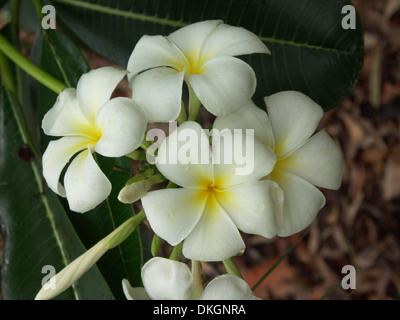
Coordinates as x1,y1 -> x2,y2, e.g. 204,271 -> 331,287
177,51 -> 207,75
192,176 -> 233,217
264,147 -> 294,185
186,57 -> 203,75
91,124 -> 103,143
78,117 -> 103,144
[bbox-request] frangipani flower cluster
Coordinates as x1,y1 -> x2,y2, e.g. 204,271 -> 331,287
38,20 -> 343,300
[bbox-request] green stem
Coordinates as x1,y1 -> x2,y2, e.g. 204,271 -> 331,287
140,136 -> 154,152
147,173 -> 166,185
106,210 -> 146,249
169,241 -> 183,261
125,168 -> 155,185
177,101 -> 187,125
223,258 -> 243,279
126,169 -> 165,186
125,149 -> 147,161
167,181 -> 178,188
151,234 -> 161,256
191,260 -> 203,299
0,33 -> 67,94
187,83 -> 201,121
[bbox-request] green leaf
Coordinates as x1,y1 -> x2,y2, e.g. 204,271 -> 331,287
65,155 -> 145,299
50,0 -> 364,110
0,86 -> 114,300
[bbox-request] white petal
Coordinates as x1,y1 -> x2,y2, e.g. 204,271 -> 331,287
127,35 -> 187,83
131,67 -> 184,123
141,257 -> 193,300
167,20 -> 222,60
279,130 -> 343,190
271,169 -> 326,236
200,274 -> 260,300
212,129 -> 276,188
122,279 -> 150,300
156,121 -> 213,189
264,91 -> 323,158
216,181 -> 282,238
42,88 -> 94,138
64,149 -> 111,213
189,56 -> 256,116
95,97 -> 147,157
183,193 -> 245,262
77,67 -> 128,124
42,136 -> 94,196
200,23 -> 270,58
142,188 -> 207,246
213,100 -> 274,148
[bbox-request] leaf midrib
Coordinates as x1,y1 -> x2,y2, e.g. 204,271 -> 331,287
4,82 -> 80,299
52,0 -> 359,55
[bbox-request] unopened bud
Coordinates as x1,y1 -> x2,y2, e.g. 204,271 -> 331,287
118,179 -> 153,204
35,212 -> 145,300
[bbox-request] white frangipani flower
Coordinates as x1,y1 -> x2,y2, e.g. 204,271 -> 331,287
141,121 -> 281,261
122,257 -> 259,300
127,20 -> 270,122
42,67 -> 147,213
214,91 -> 343,236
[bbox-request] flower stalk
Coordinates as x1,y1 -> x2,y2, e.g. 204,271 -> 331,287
223,258 -> 243,279
106,210 -> 146,249
187,84 -> 201,121
190,260 -> 203,299
151,234 -> 162,256
169,241 -> 183,261
177,101 -> 188,125
0,33 -> 67,94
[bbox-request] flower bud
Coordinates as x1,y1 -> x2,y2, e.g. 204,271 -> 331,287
118,179 -> 153,204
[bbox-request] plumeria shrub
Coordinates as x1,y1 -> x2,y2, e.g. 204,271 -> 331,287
0,0 -> 363,300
